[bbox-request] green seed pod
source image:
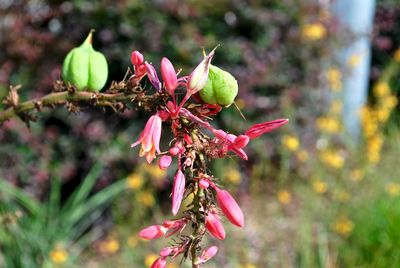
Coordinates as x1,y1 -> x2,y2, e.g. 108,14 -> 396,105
199,64 -> 238,106
62,31 -> 108,91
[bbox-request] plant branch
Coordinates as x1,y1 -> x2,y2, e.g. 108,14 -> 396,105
0,81 -> 165,124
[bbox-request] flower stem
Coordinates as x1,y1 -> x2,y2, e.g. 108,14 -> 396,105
0,82 -> 160,124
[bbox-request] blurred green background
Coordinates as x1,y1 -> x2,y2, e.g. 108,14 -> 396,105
0,0 -> 400,267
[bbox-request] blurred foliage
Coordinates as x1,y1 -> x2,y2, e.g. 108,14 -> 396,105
0,164 -> 127,267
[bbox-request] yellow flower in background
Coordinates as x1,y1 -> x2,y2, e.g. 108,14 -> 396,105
332,217 -> 354,236
99,238 -> 120,254
326,67 -> 342,91
348,53 -> 362,67
282,135 -> 299,152
137,191 -> 155,207
366,135 -> 383,164
145,254 -> 159,267
383,96 -> 398,109
167,263 -> 178,268
224,167 -> 242,185
330,100 -> 343,114
350,169 -> 364,182
333,190 -> 351,202
277,190 -> 292,205
316,116 -> 341,134
373,82 -> 390,98
386,183 -> 400,197
320,150 -> 344,169
296,149 -> 309,162
144,164 -> 166,180
127,235 -> 139,248
394,48 -> 400,62
127,173 -> 143,190
376,108 -> 390,122
301,22 -> 327,41
49,248 -> 68,264
312,180 -> 328,194
240,264 -> 258,268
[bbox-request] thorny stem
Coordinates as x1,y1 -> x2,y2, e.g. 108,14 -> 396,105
0,82 -> 162,124
191,183 -> 204,268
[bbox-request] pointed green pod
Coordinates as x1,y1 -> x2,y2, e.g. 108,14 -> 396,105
62,31 -> 108,91
199,64 -> 238,106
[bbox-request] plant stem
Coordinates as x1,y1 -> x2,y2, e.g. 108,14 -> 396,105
0,88 -> 158,124
191,184 -> 204,268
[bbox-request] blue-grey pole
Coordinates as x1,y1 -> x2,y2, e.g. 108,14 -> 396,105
333,0 -> 376,138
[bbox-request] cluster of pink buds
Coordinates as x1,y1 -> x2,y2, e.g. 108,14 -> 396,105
130,48 -> 288,266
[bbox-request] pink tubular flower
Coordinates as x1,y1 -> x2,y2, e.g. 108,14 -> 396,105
131,50 -> 144,66
131,114 -> 162,163
186,49 -> 215,95
245,118 -> 289,139
172,170 -> 185,215
216,189 -> 244,227
158,155 -> 172,170
161,57 -> 178,95
139,225 -> 168,240
205,211 -> 226,240
162,218 -> 188,237
145,62 -> 161,91
151,257 -> 167,268
198,246 -> 218,264
212,129 -> 248,160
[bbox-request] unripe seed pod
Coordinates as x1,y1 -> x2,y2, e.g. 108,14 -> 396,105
62,30 -> 108,92
199,64 -> 238,106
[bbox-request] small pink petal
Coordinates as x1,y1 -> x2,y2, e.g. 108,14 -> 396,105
245,118 -> 289,139
139,225 -> 167,240
158,155 -> 172,170
198,246 -> 218,264
199,179 -> 210,189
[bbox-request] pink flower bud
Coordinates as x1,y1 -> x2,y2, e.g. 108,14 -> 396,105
199,179 -> 209,189
205,212 -> 226,240
198,246 -> 218,264
169,147 -> 180,156
131,51 -> 144,66
245,118 -> 289,139
139,225 -> 167,240
145,62 -> 161,91
186,49 -> 215,95
162,218 -> 187,237
172,170 -> 185,215
159,247 -> 175,257
161,57 -> 178,95
151,257 -> 167,268
216,189 -> 244,227
158,155 -> 172,170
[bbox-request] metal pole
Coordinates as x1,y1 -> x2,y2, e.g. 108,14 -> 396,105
333,0 -> 377,138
